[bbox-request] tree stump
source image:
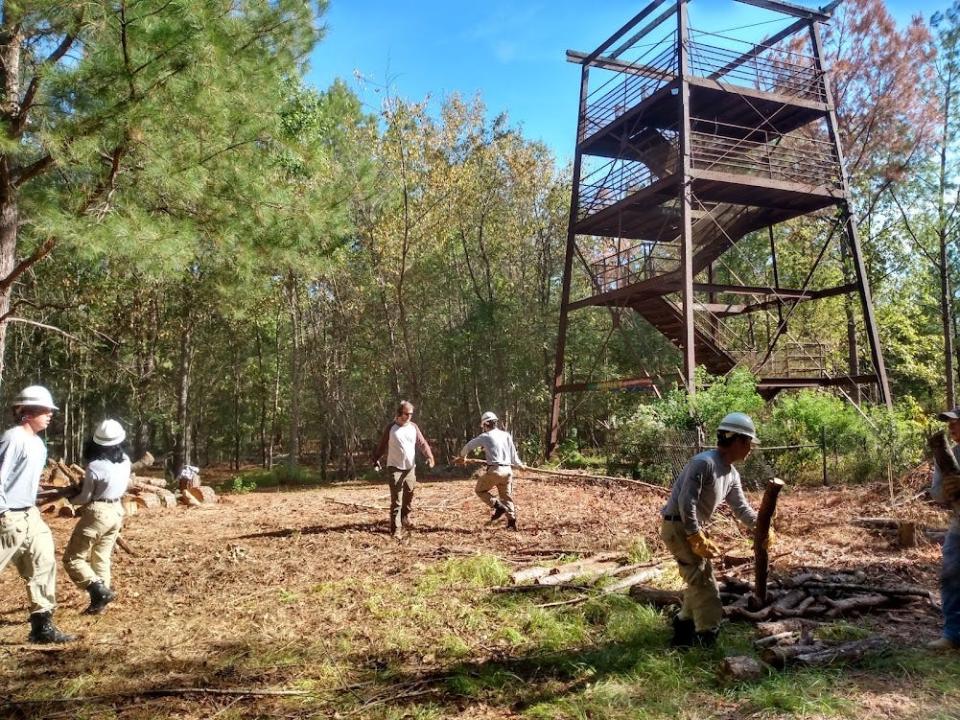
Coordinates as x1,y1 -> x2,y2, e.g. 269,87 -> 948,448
753,478 -> 785,607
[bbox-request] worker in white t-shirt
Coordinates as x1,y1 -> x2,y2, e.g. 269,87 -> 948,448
372,401 -> 435,539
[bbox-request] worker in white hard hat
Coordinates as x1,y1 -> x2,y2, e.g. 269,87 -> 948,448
660,412 -> 774,648
0,385 -> 75,643
455,411 -> 524,530
63,419 -> 131,615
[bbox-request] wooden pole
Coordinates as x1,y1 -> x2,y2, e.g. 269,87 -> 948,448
753,478 -> 785,607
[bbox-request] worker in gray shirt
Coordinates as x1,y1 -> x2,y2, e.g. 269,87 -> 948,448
63,419 -> 131,615
0,386 -> 74,643
660,412 -> 774,648
455,411 -> 524,530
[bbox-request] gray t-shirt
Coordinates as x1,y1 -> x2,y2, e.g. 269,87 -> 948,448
73,456 -> 132,505
461,428 -> 522,468
0,426 -> 47,512
662,449 -> 757,536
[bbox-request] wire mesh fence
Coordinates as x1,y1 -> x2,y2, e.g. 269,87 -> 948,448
606,428 -> 826,491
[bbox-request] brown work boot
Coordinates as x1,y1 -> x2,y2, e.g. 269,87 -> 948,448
927,637 -> 959,651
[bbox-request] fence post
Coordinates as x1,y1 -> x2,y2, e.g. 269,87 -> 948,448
820,426 -> 829,486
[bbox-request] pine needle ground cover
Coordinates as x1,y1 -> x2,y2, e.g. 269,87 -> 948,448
1,472 -> 957,719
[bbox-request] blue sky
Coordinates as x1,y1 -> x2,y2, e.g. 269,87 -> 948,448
307,0 -> 940,164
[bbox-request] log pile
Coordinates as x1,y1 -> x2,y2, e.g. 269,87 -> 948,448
36,452 -> 217,514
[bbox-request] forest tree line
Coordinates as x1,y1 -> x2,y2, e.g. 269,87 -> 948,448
1,0 -> 959,479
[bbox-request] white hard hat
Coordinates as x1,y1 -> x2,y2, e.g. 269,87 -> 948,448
93,419 -> 126,447
12,385 -> 58,410
480,411 -> 498,426
717,412 -> 759,443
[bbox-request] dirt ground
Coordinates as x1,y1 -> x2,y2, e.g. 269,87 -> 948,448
0,466 -> 954,719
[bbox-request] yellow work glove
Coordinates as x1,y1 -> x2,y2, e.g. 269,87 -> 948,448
687,531 -> 721,559
764,528 -> 777,549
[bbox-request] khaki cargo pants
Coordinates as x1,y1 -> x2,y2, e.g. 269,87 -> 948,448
661,519 -> 722,631
475,467 -> 516,519
63,501 -> 124,589
0,506 -> 58,614
387,467 -> 416,532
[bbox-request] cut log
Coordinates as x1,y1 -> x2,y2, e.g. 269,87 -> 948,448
511,566 -> 551,585
772,589 -> 808,615
536,561 -> 622,586
789,637 -> 889,668
186,485 -> 217,504
762,642 -> 826,668
154,489 -> 177,508
136,476 -> 168,488
777,596 -> 818,618
757,619 -> 810,637
603,566 -> 664,593
719,655 -> 766,682
897,522 -> 918,549
754,631 -> 801,648
754,478 -> 785,607
791,581 -> 934,602
824,593 -> 888,618
179,491 -> 202,507
134,492 -> 161,510
131,452 -> 155,472
628,585 -> 683,608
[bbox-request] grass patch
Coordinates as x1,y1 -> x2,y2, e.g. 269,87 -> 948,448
418,554 -> 511,592
226,465 -> 326,490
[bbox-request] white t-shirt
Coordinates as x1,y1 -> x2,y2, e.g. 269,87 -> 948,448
387,423 -> 418,470
74,456 -> 132,504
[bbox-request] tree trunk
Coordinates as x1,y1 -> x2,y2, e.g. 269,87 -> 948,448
940,71 -> 956,408
173,321 -> 194,476
286,273 -> 301,471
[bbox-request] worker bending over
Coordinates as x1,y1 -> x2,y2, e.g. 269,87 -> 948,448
456,412 -> 524,530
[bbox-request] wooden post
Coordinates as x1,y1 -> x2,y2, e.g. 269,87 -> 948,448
754,478 -> 786,607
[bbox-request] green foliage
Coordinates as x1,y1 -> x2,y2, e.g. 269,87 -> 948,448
229,476 -> 258,494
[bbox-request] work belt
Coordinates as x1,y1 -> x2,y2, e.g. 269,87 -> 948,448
91,498 -> 121,503
663,514 -> 682,522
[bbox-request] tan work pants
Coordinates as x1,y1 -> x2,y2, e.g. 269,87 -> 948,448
387,467 -> 416,532
63,501 -> 124,589
661,519 -> 722,631
0,506 -> 57,614
475,468 -> 515,519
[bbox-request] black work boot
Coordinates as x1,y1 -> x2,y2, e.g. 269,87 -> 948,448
490,500 -> 508,522
28,611 -> 75,644
83,580 -> 116,615
506,516 -> 518,531
694,628 -> 719,648
669,616 -> 696,648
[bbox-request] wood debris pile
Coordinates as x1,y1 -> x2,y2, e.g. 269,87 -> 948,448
37,452 -> 218,516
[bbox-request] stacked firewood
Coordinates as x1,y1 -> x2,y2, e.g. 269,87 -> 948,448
37,452 -> 217,515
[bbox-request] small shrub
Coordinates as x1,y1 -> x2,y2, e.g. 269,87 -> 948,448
229,476 -> 257,494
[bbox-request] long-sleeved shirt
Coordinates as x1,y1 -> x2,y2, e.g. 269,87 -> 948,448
0,426 -> 47,512
661,449 -> 757,536
931,444 -> 960,534
460,428 -> 522,468
373,421 -> 434,471
73,456 -> 132,505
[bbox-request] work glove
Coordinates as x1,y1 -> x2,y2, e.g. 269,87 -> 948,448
0,515 -> 24,551
687,530 -> 721,559
764,528 -> 777,549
